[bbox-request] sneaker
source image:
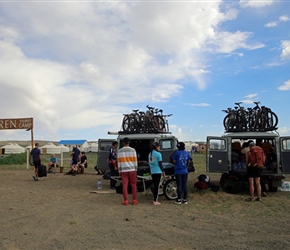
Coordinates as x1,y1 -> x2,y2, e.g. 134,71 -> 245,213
255,197 -> 262,202
33,176 -> 37,181
175,200 -> 182,205
245,197 -> 254,202
122,200 -> 128,206
153,201 -> 161,205
132,200 -> 138,205
183,200 -> 188,204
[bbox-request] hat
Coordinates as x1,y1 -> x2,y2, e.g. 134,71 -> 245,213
152,142 -> 160,148
123,137 -> 130,144
177,142 -> 185,150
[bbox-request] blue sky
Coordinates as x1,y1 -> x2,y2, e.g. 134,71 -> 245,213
0,0 -> 289,143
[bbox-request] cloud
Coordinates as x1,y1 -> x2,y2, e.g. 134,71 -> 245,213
281,40 -> 290,60
279,15 -> 290,22
244,93 -> 258,99
0,2 -> 273,139
278,80 -> 290,91
264,22 -> 277,28
209,31 -> 265,53
240,0 -> 274,8
190,103 -> 211,107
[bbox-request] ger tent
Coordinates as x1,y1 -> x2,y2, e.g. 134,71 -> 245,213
40,142 -> 60,154
1,143 -> 25,154
89,142 -> 98,152
57,144 -> 70,153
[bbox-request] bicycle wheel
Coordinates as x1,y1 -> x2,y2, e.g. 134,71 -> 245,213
223,115 -> 230,131
220,173 -> 245,194
163,179 -> 178,200
156,115 -> 165,132
122,116 -> 131,132
267,110 -> 278,130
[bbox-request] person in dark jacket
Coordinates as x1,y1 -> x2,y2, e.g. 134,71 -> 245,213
30,143 -> 42,181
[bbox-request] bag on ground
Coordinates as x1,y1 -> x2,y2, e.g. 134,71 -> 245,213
38,164 -> 47,177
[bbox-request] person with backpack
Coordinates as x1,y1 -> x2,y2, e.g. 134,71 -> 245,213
245,142 -> 265,201
171,142 -> 192,204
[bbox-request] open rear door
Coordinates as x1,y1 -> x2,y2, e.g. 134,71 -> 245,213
206,136 -> 228,173
97,139 -> 114,171
280,136 -> 290,174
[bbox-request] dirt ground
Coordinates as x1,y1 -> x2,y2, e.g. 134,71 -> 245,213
0,169 -> 290,250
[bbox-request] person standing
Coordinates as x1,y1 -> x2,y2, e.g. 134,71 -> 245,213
148,142 -> 165,205
117,137 -> 138,206
109,141 -> 118,189
30,143 -> 42,181
245,142 -> 265,201
70,145 -> 80,176
171,142 -> 192,204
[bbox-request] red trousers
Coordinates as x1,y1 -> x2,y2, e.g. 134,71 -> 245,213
121,171 -> 137,201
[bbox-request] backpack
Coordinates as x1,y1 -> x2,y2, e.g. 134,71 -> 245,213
249,146 -> 265,167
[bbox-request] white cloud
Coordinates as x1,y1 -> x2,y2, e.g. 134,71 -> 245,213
240,0 -> 274,8
264,22 -> 277,28
281,40 -> 290,60
209,31 -> 265,53
0,2 -> 274,139
244,93 -> 258,99
279,15 -> 290,22
278,80 -> 290,91
190,103 -> 211,107
278,126 -> 290,135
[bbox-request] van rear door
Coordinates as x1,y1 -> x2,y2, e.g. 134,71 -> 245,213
280,136 -> 290,174
97,139 -> 114,171
206,136 -> 228,173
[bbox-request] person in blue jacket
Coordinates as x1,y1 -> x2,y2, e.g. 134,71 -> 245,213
171,142 -> 192,204
148,142 -> 166,205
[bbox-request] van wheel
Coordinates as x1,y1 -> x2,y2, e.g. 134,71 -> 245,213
267,180 -> 278,192
163,179 -> 178,200
220,173 -> 245,194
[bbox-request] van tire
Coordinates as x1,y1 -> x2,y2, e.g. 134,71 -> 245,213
220,173 -> 245,194
163,179 -> 178,200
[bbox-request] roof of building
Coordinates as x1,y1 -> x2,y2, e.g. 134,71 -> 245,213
58,140 -> 87,145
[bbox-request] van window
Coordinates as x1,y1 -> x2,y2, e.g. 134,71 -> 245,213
99,141 -> 112,151
160,139 -> 173,150
282,139 -> 290,150
209,139 -> 226,150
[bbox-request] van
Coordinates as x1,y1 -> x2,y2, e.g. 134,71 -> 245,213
206,131 -> 290,193
97,132 -> 178,171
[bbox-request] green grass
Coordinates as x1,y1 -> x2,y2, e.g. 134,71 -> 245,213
0,152 -> 98,171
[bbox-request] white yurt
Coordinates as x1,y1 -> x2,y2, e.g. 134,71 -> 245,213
1,143 -> 25,154
40,142 -> 61,154
57,144 -> 70,153
89,142 -> 98,152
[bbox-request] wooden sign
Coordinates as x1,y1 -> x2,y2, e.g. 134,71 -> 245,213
0,118 -> 33,130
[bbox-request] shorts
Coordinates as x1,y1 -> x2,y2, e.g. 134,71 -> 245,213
33,160 -> 41,168
71,159 -> 78,165
247,166 -> 263,178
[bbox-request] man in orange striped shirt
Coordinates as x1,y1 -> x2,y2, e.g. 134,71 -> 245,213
117,137 -> 138,206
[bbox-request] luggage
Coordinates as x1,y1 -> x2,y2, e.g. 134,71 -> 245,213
137,164 -> 150,176
38,164 -> 47,177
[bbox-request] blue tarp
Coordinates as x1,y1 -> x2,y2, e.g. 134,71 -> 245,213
58,140 -> 87,145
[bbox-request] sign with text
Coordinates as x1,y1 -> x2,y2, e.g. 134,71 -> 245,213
0,118 -> 33,130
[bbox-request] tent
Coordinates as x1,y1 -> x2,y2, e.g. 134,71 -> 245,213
57,144 -> 70,153
89,142 -> 98,152
1,143 -> 25,154
58,140 -> 89,152
40,142 -> 61,154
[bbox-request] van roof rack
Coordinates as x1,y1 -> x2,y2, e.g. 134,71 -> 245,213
107,131 -> 172,135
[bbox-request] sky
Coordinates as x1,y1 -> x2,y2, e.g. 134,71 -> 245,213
0,0 -> 290,143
